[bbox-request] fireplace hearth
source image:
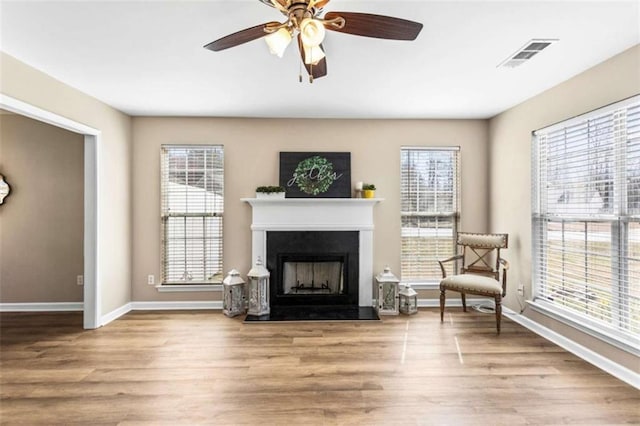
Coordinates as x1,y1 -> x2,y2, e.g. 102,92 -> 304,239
243,305 -> 379,322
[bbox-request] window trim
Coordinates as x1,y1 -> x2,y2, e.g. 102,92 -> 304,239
534,95 -> 639,136
156,284 -> 222,293
400,146 -> 461,284
531,95 -> 640,351
160,144 -> 224,287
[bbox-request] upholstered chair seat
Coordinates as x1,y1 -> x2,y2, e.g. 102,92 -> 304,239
440,274 -> 502,295
439,232 -> 509,334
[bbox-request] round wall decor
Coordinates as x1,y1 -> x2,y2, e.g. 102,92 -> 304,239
0,174 -> 11,204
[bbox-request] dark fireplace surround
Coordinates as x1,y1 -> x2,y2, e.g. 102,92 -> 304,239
266,231 -> 359,308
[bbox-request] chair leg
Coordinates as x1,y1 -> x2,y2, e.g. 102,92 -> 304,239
440,289 -> 445,322
495,296 -> 502,334
461,293 -> 467,312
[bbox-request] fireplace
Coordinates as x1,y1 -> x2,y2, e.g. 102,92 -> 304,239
267,231 -> 359,307
242,197 -> 381,308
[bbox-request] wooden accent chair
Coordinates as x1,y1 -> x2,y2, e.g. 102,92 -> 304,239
438,232 -> 509,334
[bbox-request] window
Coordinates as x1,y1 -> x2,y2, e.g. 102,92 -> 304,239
161,145 -> 224,285
401,147 -> 460,283
532,96 -> 640,348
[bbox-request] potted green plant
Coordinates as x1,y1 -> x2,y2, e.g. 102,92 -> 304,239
256,185 -> 286,199
362,184 -> 376,199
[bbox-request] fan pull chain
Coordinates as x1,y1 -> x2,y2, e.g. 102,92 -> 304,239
298,60 -> 313,84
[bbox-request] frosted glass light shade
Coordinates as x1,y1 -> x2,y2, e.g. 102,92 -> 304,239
303,44 -> 326,65
265,28 -> 292,58
300,18 -> 326,46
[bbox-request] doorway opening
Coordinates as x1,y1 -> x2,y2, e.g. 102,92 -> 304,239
0,94 -> 100,329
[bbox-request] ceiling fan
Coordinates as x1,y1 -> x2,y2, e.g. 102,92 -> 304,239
204,0 -> 423,82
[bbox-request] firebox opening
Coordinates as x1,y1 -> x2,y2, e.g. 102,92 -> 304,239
283,258 -> 345,295
267,231 -> 359,308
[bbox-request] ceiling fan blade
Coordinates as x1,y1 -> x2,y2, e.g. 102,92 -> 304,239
204,22 -> 281,52
297,35 -> 327,80
309,54 -> 328,79
259,0 -> 289,13
258,0 -> 275,7
323,11 -> 423,40
307,0 -> 331,11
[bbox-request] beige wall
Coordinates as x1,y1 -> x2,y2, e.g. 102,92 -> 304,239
0,114 -> 84,302
0,52 -> 133,315
488,44 -> 640,371
3,42 -> 636,372
132,118 -> 489,302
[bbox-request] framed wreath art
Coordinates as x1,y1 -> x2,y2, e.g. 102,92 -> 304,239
279,152 -> 351,198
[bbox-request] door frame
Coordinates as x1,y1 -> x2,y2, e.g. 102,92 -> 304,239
1,93 -> 101,329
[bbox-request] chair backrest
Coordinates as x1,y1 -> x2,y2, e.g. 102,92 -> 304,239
457,232 -> 508,281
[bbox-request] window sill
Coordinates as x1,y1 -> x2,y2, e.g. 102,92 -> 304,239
527,299 -> 640,356
156,284 -> 222,293
400,281 -> 440,290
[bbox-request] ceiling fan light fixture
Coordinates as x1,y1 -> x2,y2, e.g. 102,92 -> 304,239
299,18 -> 326,47
303,44 -> 325,65
205,1 -> 424,81
265,27 -> 292,58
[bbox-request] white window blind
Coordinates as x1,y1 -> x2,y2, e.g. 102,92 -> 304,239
161,145 -> 224,284
401,147 -> 460,282
532,96 -> 640,346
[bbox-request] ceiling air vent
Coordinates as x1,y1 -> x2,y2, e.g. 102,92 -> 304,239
498,39 -> 558,68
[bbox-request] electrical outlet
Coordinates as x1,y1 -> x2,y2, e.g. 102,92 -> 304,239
147,275 -> 155,285
76,275 -> 84,286
517,283 -> 525,296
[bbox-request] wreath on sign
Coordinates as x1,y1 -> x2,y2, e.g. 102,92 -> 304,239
294,156 -> 336,195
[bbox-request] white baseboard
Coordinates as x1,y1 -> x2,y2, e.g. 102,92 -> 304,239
503,307 -> 640,390
0,298 -> 474,312
0,302 -> 83,312
98,301 -> 223,326
131,301 -> 223,310
1,300 -> 224,324
418,297 -> 493,308
422,300 -> 639,389
101,302 -> 132,327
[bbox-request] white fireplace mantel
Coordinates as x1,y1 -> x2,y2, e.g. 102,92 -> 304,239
241,198 -> 383,307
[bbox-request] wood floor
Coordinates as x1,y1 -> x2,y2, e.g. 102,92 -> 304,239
1,309 -> 638,425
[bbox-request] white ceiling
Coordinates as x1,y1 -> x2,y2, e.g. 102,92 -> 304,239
1,0 -> 638,119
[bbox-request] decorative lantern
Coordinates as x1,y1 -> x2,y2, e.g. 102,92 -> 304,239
222,269 -> 246,317
375,266 -> 399,315
247,257 -> 270,316
399,283 -> 418,315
